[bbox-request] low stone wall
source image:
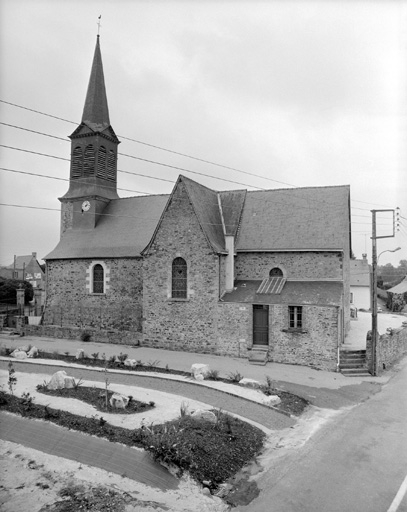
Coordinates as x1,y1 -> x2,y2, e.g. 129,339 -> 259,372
366,326 -> 407,374
23,324 -> 141,346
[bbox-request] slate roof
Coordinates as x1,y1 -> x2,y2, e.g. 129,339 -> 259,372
45,195 -> 169,259
219,190 -> 246,236
236,185 -> 350,251
222,280 -> 343,306
6,255 -> 34,269
46,177 -> 351,260
80,36 -> 111,132
182,176 -> 227,253
350,259 -> 371,287
387,276 -> 407,294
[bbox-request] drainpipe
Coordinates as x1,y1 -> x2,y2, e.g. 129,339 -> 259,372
336,305 -> 341,372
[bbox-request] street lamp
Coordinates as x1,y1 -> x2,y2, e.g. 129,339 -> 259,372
371,246 -> 401,375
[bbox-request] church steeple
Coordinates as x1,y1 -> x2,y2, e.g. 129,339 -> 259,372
81,35 -> 110,132
59,36 -> 120,233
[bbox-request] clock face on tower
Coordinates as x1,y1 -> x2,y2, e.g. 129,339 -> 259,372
82,200 -> 91,212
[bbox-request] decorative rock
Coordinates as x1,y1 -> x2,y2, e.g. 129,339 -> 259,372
11,350 -> 27,359
194,374 -> 204,382
27,346 -> 38,358
48,371 -> 70,390
262,395 -> 281,406
191,409 -> 217,423
76,349 -> 84,359
109,393 -> 129,409
191,363 -> 210,380
124,359 -> 137,367
239,378 -> 262,389
17,345 -> 30,352
64,376 -> 76,389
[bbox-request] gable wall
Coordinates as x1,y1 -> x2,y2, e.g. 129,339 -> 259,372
143,181 -> 220,353
235,251 -> 344,280
44,257 -> 143,332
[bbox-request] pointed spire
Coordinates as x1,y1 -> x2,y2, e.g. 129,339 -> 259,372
82,36 -> 110,131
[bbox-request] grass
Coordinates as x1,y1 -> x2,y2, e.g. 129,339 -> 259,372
36,384 -> 155,415
0,390 -> 265,491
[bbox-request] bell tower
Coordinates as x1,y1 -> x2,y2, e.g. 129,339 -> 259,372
60,35 -> 120,233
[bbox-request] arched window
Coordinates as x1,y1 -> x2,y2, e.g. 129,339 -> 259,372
72,146 -> 83,178
93,264 -> 104,293
83,144 -> 95,176
97,146 -> 107,178
172,257 -> 187,298
269,267 -> 283,277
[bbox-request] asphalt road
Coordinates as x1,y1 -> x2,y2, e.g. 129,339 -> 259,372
238,356 -> 407,512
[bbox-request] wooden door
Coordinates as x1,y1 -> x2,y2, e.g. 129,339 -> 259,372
253,305 -> 269,345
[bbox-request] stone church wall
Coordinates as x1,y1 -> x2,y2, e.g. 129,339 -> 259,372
44,257 -> 143,334
216,302 -> 339,371
143,181 -> 221,353
235,251 -> 343,280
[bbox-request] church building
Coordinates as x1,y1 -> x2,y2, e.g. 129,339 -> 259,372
44,37 -> 352,371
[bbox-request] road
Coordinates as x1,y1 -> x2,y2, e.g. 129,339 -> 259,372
239,356 -> 407,512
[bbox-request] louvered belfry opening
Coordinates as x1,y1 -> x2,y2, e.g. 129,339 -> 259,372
172,257 -> 187,298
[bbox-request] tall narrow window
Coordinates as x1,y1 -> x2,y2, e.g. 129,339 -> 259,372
172,257 -> 187,298
289,306 -> 302,329
93,264 -> 104,293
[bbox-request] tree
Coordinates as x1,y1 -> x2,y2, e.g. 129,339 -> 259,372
0,277 -> 34,304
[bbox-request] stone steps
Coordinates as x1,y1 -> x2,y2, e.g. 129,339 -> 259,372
339,349 -> 371,377
248,349 -> 268,365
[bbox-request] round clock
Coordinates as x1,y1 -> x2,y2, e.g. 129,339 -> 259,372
82,200 -> 91,212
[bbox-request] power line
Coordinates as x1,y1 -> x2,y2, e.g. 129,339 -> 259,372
1,100 -> 393,213
0,100 -> 297,188
0,167 -> 153,196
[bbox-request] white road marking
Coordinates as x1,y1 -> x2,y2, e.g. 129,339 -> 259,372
387,474 -> 407,512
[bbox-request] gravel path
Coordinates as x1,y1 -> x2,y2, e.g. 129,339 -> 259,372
1,361 -> 295,431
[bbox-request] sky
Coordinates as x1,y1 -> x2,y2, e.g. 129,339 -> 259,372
0,0 -> 406,269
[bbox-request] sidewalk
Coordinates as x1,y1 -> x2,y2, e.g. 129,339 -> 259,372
344,310 -> 405,350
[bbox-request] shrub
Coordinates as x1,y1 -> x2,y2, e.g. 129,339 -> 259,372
227,370 -> 243,383
80,331 -> 92,342
117,352 -> 128,363
206,369 -> 220,381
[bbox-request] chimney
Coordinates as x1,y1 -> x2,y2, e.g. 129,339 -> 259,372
362,254 -> 367,261
32,252 -> 37,259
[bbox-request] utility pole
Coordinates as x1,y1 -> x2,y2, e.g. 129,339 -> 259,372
370,209 -> 397,376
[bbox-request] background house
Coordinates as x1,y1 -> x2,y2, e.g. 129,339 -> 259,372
0,252 -> 45,290
350,254 -> 371,311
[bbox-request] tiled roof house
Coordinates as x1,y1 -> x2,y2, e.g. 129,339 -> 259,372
42,37 -> 352,371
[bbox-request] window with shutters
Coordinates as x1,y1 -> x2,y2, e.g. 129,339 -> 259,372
172,257 -> 187,299
83,144 -> 95,176
92,264 -> 104,294
72,146 -> 83,178
107,150 -> 115,181
97,146 -> 107,178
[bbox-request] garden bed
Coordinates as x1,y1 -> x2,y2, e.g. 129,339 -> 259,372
0,389 -> 265,495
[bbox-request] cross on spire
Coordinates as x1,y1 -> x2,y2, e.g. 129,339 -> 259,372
97,15 -> 102,36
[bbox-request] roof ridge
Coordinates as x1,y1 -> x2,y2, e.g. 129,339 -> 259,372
245,184 -> 350,195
